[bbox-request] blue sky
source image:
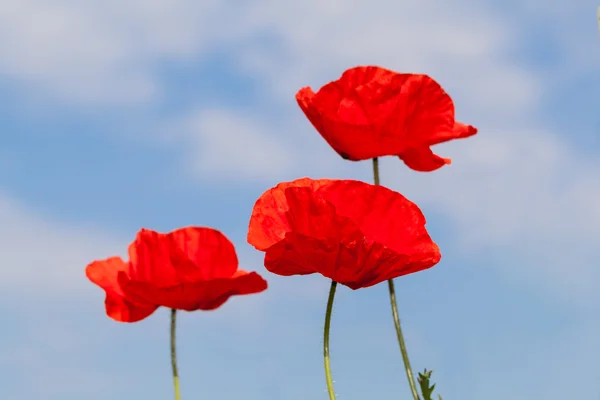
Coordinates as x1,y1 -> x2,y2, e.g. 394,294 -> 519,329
1,1 -> 600,399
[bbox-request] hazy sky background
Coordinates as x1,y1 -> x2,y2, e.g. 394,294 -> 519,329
1,1 -> 600,399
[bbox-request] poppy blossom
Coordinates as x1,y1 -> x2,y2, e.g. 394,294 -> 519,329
247,178 -> 440,289
86,227 -> 268,323
296,65 -> 477,171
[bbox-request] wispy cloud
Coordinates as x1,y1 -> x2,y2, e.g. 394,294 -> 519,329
0,193 -> 125,297
174,108 -> 296,181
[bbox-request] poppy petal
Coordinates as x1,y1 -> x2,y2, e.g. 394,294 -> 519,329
283,186 -> 364,241
128,227 -> 239,286
423,121 -> 478,147
316,180 -> 440,255
127,229 -> 181,286
453,122 -> 478,139
86,257 -> 129,297
265,232 -> 440,289
249,178 -> 442,289
122,270 -> 268,311
247,178 -> 334,250
296,65 -> 477,169
399,147 -> 451,172
297,67 -> 453,155
104,291 -> 159,323
264,233 -> 344,277
166,227 -> 238,280
297,87 -> 348,156
85,258 -> 158,322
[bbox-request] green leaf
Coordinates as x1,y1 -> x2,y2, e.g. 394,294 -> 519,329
417,369 -> 443,400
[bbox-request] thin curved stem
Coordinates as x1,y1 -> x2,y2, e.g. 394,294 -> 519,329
388,279 -> 420,400
372,157 -> 420,400
170,309 -> 182,400
323,280 -> 338,400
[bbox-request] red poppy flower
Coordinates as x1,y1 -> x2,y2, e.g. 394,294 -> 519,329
296,65 -> 477,172
86,227 -> 268,323
247,178 -> 440,289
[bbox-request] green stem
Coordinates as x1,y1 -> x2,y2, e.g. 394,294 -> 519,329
372,156 -> 380,185
170,309 -> 181,400
323,280 -> 338,400
372,157 -> 420,400
388,279 -> 420,400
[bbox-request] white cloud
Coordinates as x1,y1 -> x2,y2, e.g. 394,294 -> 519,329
0,0 -> 592,111
507,0 -> 600,77
176,108 -> 296,181
0,0 -> 549,111
232,0 -> 541,118
159,107 -> 353,182
0,0 -> 247,105
0,193 -> 125,297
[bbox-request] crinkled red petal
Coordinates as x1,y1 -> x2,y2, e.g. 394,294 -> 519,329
127,226 -> 239,287
121,270 -> 268,311
264,232 -> 440,289
85,257 -> 158,322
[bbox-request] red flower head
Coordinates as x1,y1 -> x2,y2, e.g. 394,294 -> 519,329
296,65 -> 477,172
86,227 -> 268,323
247,178 -> 441,289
